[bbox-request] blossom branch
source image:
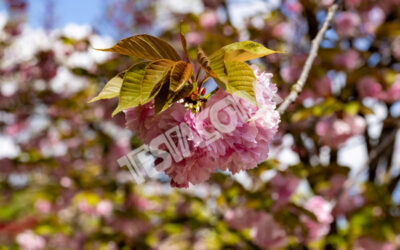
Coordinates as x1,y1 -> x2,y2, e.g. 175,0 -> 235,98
277,4 -> 338,114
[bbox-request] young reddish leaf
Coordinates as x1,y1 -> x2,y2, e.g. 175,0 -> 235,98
197,46 -> 218,78
88,72 -> 124,103
225,60 -> 257,105
95,34 -> 181,61
112,59 -> 174,116
171,84 -> 195,103
180,31 -> 190,62
170,61 -> 193,92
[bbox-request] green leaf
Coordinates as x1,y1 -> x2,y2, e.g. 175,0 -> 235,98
170,61 -> 193,92
88,72 -> 124,103
95,34 -> 181,61
112,59 -> 174,116
221,41 -> 279,62
291,109 -> 312,122
208,41 -> 279,88
344,101 -> 360,115
225,60 -> 257,105
197,46 -> 217,78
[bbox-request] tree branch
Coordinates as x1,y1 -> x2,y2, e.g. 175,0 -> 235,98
334,128 -> 398,203
277,4 -> 338,114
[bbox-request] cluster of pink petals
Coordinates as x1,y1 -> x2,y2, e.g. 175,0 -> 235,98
301,196 -> 333,241
357,75 -> 400,103
345,0 -> 361,8
321,0 -> 361,8
284,0 -> 303,14
185,32 -> 203,46
362,7 -> 386,34
224,208 -> 262,230
393,38 -> 400,61
355,236 -> 396,250
95,200 -> 113,218
16,230 -> 46,250
224,208 -> 287,249
199,11 -> 218,29
318,175 -> 364,216
314,76 -> 332,97
357,76 -> 383,99
298,76 -> 333,102
35,199 -> 52,214
250,213 -> 288,249
270,172 -> 300,208
335,12 -> 361,37
331,7 -> 385,36
333,50 -> 361,71
225,196 -> 334,246
280,61 -> 302,83
333,192 -> 364,216
316,114 -> 366,149
273,22 -> 295,41
125,66 -> 280,187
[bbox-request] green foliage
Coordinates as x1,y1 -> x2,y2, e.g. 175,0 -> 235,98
222,41 -> 279,61
90,34 -> 278,115
89,73 -> 124,103
208,41 -> 279,104
112,62 -> 149,115
225,60 -> 257,105
96,34 -> 181,61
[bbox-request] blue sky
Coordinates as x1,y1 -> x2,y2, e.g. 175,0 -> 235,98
1,0 -> 105,31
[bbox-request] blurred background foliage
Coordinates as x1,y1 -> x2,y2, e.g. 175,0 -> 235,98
0,0 -> 400,249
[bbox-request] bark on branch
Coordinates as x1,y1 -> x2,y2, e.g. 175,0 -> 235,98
277,4 -> 338,114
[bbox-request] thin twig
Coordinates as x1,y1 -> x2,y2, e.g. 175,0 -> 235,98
277,4 -> 338,114
334,129 -> 398,204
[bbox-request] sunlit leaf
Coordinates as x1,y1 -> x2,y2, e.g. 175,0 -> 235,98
170,61 -> 193,92
88,72 -> 124,103
291,109 -> 312,122
96,34 -> 181,61
222,41 -> 279,61
112,59 -> 174,116
224,60 -> 257,105
344,101 -> 360,115
208,41 -> 279,89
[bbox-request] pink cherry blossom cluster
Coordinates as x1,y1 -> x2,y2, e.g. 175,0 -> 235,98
316,114 -> 367,149
224,208 -> 287,249
317,174 -> 364,216
125,66 -> 280,187
300,196 -> 334,242
357,75 -> 400,103
270,172 -> 300,209
224,195 -> 334,247
333,50 -> 362,71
